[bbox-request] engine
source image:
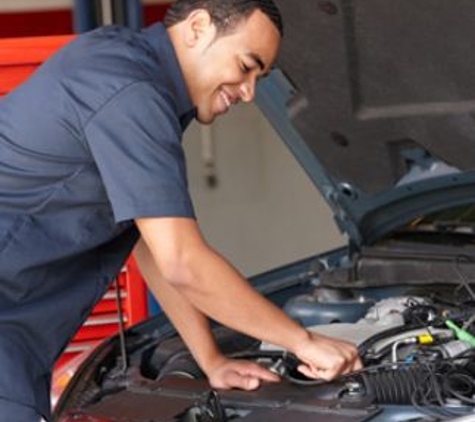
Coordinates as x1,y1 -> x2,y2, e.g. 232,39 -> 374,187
153,288 -> 475,420
72,285 -> 475,422
261,289 -> 475,414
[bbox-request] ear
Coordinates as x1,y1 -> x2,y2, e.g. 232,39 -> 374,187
182,9 -> 215,48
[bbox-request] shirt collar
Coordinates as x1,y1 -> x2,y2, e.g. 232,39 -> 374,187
142,22 -> 196,129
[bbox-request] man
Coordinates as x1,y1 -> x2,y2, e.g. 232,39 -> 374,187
0,0 -> 361,420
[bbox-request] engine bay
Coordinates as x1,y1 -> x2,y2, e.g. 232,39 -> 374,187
65,283 -> 475,422
53,238 -> 475,422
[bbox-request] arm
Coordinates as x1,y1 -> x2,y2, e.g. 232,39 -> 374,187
134,238 -> 279,389
135,217 -> 361,380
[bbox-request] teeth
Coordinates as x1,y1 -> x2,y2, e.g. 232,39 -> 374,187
222,91 -> 231,108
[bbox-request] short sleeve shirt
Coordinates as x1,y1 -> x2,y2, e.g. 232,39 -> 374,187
0,23 -> 196,419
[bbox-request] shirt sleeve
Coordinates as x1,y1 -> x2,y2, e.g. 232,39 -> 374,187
84,81 -> 195,223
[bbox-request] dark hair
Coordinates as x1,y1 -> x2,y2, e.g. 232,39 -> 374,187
163,0 -> 283,37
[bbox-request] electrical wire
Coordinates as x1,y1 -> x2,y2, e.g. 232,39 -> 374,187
462,313 -> 475,330
158,293 -> 475,418
278,348 -> 475,417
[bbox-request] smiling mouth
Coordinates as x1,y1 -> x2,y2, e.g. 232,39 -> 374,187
220,90 -> 233,113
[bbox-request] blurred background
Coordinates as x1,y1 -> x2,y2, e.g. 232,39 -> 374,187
0,0 -> 344,277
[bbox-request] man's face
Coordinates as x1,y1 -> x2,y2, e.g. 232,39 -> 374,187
183,10 -> 281,124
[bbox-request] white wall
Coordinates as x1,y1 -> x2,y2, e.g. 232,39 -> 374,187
183,103 -> 346,277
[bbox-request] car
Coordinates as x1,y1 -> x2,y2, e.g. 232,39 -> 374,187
53,1 -> 475,421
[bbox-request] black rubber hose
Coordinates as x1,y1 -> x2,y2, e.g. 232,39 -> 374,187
361,366 -> 428,405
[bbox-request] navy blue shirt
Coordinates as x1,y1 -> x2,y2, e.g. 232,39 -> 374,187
0,23 -> 196,419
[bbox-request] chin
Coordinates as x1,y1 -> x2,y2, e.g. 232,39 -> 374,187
197,117 -> 215,125
196,112 -> 216,125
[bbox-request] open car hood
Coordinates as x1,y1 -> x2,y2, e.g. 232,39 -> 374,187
257,0 -> 475,246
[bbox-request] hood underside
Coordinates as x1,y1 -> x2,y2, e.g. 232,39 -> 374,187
257,0 -> 475,244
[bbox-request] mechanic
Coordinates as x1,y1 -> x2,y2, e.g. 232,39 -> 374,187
0,0 -> 361,420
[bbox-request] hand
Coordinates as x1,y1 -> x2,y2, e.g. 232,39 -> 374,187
293,331 -> 362,381
206,356 -> 280,391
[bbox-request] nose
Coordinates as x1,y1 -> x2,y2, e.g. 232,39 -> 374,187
239,79 -> 256,103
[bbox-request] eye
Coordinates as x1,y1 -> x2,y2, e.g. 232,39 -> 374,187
241,63 -> 252,74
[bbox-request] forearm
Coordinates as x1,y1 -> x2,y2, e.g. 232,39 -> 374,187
175,246 -> 309,352
136,218 -> 310,355
134,239 -> 225,374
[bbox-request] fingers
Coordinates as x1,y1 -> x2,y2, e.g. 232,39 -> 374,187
294,333 -> 362,381
208,335 -> 362,391
297,363 -> 322,380
297,360 -> 345,381
208,359 -> 280,391
221,370 -> 261,391
297,355 -> 360,382
351,355 -> 363,372
338,344 -> 362,375
240,361 -> 280,383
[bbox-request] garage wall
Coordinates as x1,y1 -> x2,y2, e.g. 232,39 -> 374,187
183,103 -> 346,277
